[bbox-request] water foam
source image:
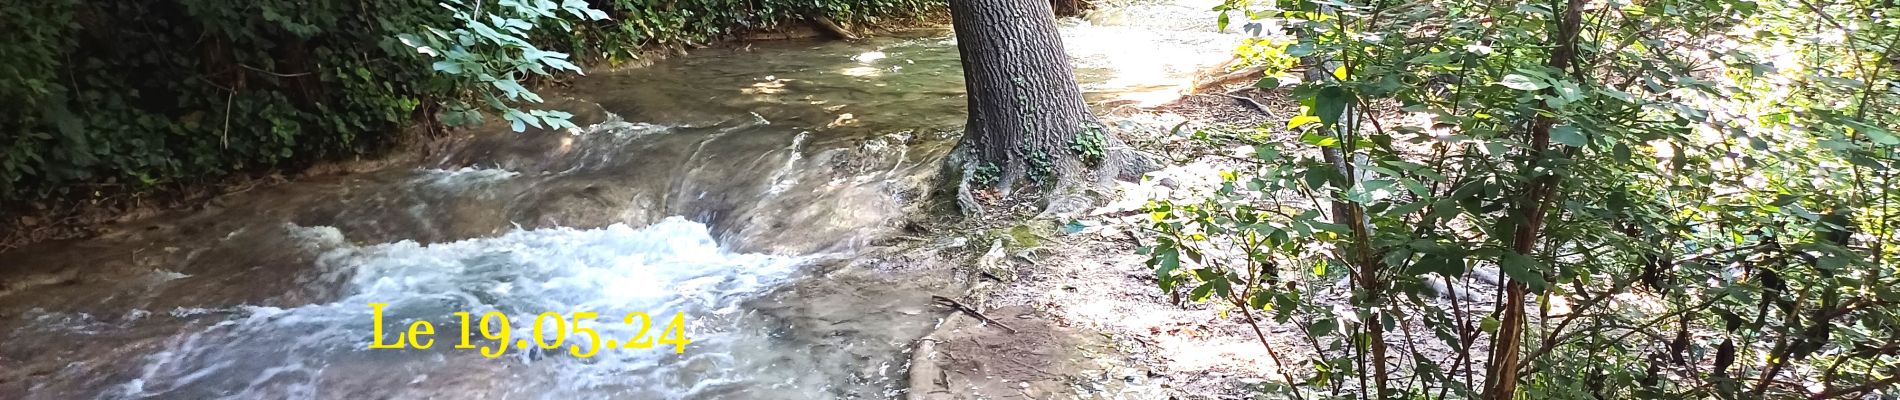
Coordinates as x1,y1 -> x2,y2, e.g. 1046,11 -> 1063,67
117,217 -> 806,399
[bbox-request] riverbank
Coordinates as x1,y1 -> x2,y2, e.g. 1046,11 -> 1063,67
0,14 -> 947,254
899,79 -> 1296,399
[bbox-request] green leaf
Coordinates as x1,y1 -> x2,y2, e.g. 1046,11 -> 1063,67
1303,164 -> 1346,188
1410,252 -> 1465,277
1314,86 -> 1352,128
1285,43 -> 1314,57
529,109 -> 573,120
1498,252 -> 1548,293
1255,76 -> 1281,90
1189,281 -> 1217,301
1309,221 -> 1352,235
1866,129 -> 1899,145
1841,119 -> 1898,145
504,108 -> 542,132
431,60 -> 463,74
1550,124 -> 1586,147
491,78 -> 542,102
1549,81 -> 1586,108
1299,130 -> 1339,147
1153,246 -> 1182,290
1309,318 -> 1338,337
1816,254 -> 1848,270
530,109 -> 576,130
1254,145 -> 1281,160
1498,74 -> 1549,91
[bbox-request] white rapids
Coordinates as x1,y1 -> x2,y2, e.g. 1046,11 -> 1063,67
114,218 -> 807,399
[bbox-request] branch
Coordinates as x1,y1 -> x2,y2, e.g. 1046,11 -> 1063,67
239,64 -> 313,78
1808,374 -> 1900,400
930,295 -> 1016,333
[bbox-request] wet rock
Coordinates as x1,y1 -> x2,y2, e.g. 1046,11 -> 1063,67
1110,147 -> 1166,181
976,239 -> 1015,282
1041,194 -> 1096,218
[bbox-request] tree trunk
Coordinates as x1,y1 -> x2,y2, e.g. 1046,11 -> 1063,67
949,0 -> 1099,192
1482,0 -> 1586,398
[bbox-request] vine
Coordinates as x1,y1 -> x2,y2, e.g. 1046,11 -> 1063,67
971,162 -> 1002,186
1069,123 -> 1106,166
1027,149 -> 1055,184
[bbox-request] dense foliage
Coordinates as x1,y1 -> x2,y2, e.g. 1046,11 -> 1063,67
0,0 -> 936,202
1143,0 -> 1900,398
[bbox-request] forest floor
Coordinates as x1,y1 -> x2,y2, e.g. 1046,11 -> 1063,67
903,85 -> 1330,399
1011,90 -> 1307,398
915,56 -> 1540,397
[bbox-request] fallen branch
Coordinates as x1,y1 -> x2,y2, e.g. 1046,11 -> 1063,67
1195,93 -> 1275,117
1191,65 -> 1267,93
905,337 -> 944,400
1193,55 -> 1240,81
812,16 -> 860,40
931,295 -> 1017,333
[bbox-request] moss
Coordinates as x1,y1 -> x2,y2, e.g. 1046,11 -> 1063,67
1003,221 -> 1057,251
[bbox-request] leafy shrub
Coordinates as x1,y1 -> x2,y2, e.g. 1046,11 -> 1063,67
1144,0 -> 1900,398
399,0 -> 605,132
0,0 -> 446,201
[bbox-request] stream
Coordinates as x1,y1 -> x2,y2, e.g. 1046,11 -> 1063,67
0,5 -> 1234,399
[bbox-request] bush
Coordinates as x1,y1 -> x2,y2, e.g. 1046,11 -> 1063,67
1143,0 -> 1900,398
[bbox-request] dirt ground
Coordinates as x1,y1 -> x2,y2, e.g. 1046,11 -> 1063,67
902,83 -> 1327,399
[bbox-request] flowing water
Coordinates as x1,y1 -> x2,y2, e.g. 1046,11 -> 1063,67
0,5 -> 1235,399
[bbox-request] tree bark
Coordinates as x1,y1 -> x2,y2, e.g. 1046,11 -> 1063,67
949,0 -> 1099,191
